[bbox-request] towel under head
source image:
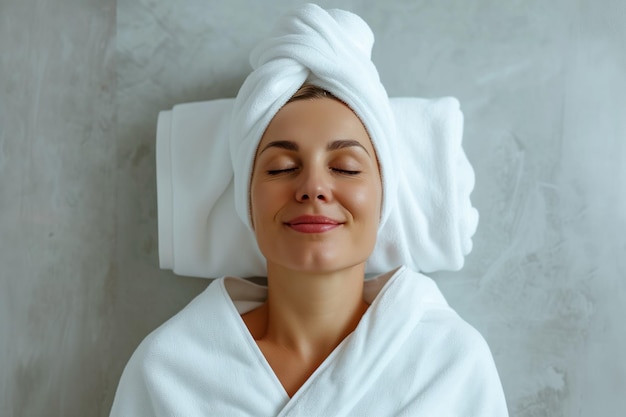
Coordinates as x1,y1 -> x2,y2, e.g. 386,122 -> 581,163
156,3 -> 479,278
229,3 -> 398,232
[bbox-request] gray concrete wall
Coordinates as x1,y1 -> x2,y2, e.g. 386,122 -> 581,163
1,0 -> 624,415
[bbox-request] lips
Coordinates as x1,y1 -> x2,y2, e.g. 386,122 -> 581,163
285,215 -> 342,233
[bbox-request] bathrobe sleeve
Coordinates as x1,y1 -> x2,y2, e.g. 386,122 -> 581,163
469,335 -> 509,416
109,340 -> 158,417
109,279 -> 288,417
445,323 -> 509,416
399,306 -> 509,417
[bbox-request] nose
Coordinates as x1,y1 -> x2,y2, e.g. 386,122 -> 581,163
295,166 -> 331,203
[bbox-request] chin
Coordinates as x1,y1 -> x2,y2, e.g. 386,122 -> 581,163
285,262 -> 366,276
272,248 -> 370,275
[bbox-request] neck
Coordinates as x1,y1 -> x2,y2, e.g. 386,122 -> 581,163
262,262 -> 369,360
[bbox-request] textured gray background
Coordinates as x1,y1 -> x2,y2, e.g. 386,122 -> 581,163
1,0 -> 624,416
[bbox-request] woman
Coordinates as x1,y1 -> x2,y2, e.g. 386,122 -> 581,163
242,86 -> 384,398
110,4 -> 508,416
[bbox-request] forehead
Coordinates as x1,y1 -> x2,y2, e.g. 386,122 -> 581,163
257,97 -> 375,153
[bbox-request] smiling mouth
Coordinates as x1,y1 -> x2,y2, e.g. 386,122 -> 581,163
285,215 -> 342,233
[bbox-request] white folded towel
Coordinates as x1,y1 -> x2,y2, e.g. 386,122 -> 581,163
157,97 -> 478,278
157,3 -> 477,278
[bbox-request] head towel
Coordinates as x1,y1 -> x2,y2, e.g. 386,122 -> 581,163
229,3 -> 398,231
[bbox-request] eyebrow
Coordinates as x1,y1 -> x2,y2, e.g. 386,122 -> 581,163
260,140 -> 299,154
327,139 -> 369,155
260,139 -> 369,155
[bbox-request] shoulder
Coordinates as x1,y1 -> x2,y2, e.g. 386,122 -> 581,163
383,267 -> 499,380
416,310 -> 509,415
392,268 -> 508,415
114,278 -> 232,387
396,268 -> 494,362
419,303 -> 494,366
110,278 -> 242,414
132,278 -> 231,365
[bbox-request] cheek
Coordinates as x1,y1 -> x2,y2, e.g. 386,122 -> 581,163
250,181 -> 280,225
344,181 -> 382,221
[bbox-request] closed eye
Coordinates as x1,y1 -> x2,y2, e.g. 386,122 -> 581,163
267,168 -> 298,175
267,167 -> 361,175
332,168 -> 361,175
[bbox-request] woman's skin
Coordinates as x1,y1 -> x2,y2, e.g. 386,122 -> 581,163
242,97 -> 383,397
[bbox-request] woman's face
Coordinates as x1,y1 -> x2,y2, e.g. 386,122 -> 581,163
250,97 -> 382,274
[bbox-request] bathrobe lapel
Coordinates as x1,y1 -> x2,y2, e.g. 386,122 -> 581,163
276,266 -> 448,416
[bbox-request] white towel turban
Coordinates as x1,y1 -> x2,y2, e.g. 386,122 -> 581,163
229,3 -> 398,231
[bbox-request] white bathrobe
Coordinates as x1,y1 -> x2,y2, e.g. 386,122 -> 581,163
110,266 -> 508,416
